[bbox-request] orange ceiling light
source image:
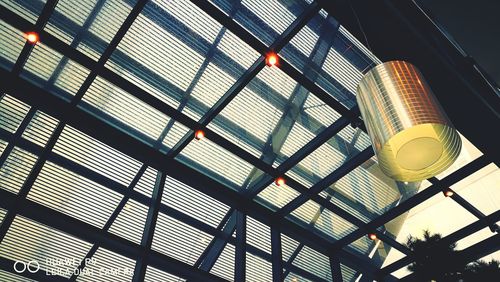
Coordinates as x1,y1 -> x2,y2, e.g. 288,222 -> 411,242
194,129 -> 205,140
275,176 -> 285,186
25,31 -> 39,44
443,189 -> 454,197
368,233 -> 377,240
266,52 -> 279,67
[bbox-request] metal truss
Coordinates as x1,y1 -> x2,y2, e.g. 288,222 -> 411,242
0,0 -> 497,281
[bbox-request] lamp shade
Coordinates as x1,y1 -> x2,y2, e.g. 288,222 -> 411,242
356,61 -> 461,182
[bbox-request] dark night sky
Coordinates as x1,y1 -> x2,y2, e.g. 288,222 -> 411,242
418,0 -> 500,87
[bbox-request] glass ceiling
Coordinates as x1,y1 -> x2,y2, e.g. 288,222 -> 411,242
0,0 -> 498,281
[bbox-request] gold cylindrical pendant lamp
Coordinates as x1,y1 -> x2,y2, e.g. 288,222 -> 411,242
356,61 -> 461,182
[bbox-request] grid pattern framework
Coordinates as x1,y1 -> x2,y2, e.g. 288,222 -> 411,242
0,0 -> 498,281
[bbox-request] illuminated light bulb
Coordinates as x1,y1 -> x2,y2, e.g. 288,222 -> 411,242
443,189 -> 454,197
25,31 -> 39,44
275,177 -> 285,186
404,181 -> 409,185
266,52 -> 278,67
368,233 -> 377,240
194,130 -> 205,140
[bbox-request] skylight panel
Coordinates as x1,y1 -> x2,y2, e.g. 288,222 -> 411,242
44,0 -> 98,46
160,121 -> 191,151
0,140 -> 6,156
322,47 -> 364,95
77,247 -> 135,282
207,122 -> 263,159
292,246 -> 331,280
289,199 -> 320,226
247,252 -> 272,282
292,127 -> 355,185
54,0 -> 97,26
0,147 -> 37,194
28,161 -> 123,228
189,63 -> 237,110
22,43 -> 63,81
329,194 -> 372,223
112,4 -> 205,93
256,66 -> 298,100
162,176 -> 231,228
332,159 -> 401,216
457,163 -> 499,215
216,30 -> 260,69
133,166 -> 157,197
145,266 -> 186,282
247,216 -> 271,254
108,199 -> 148,244
152,212 -> 213,266
83,76 -> 172,140
242,0 -> 297,35
0,269 -> 35,282
341,263 -> 358,282
314,208 -> 357,240
281,234 -> 301,261
0,20 -> 25,71
176,138 -> 255,189
53,126 -> 143,186
256,182 -> 300,210
21,43 -> 90,97
0,0 -> 45,24
289,25 -> 319,57
21,111 -> 59,147
211,87 -> 282,144
0,216 -> 92,278
278,122 -> 316,161
285,168 -> 314,189
0,95 -> 30,133
210,244 -> 235,281
152,0 -> 222,43
303,93 -> 342,127
285,273 -> 313,282
348,235 -> 373,255
220,0 -> 304,47
0,208 -> 6,223
88,0 -> 134,47
52,59 -> 91,96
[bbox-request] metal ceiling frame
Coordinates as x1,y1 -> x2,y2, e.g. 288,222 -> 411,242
0,0 -> 497,281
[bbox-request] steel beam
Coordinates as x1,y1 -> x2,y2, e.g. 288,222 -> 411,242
194,210 -> 237,272
330,255 -> 343,282
132,170 -> 167,282
235,211 -> 247,281
271,226 -> 284,282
